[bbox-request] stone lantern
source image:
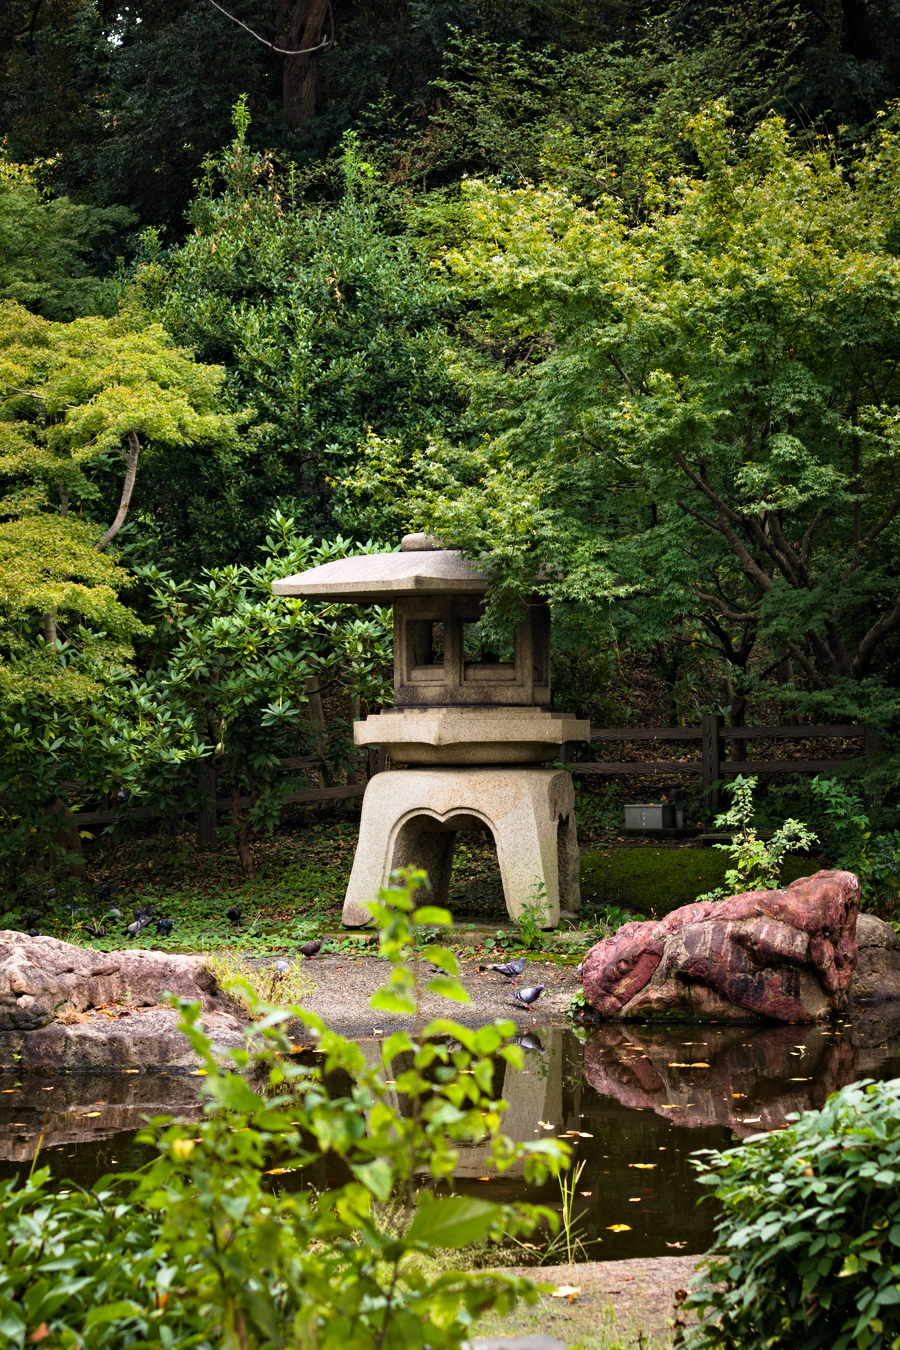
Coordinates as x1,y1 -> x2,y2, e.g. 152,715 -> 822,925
272,534 -> 589,927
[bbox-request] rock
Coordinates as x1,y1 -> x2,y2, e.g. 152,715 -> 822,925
850,914 -> 900,1002
0,931 -> 236,1031
581,870 -> 860,1023
582,1022 -> 860,1136
0,1006 -> 245,1073
0,932 -> 246,1071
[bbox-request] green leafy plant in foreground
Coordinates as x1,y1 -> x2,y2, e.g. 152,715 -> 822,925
683,1077 -> 900,1350
698,775 -> 818,900
0,869 -> 568,1349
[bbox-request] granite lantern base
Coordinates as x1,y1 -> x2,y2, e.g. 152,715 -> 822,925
342,766 -> 580,928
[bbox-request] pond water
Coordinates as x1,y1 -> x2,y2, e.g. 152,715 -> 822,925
2,1007 -> 900,1262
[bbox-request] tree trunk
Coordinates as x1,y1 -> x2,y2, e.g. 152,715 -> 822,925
230,784 -> 255,879
96,430 -> 141,551
275,0 -> 331,129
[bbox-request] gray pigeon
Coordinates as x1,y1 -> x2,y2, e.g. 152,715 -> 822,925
482,956 -> 526,981
512,983 -> 545,1008
298,938 -> 325,959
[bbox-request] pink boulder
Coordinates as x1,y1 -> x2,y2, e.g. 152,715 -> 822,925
581,870 -> 860,1023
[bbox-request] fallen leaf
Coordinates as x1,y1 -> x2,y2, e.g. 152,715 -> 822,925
83,1111 -> 102,1118
29,1323 -> 49,1343
667,1062 -> 710,1069
666,1240 -> 688,1249
606,1224 -> 632,1232
731,1092 -> 747,1098
550,1285 -> 581,1302
628,1163 -> 656,1169
538,1120 -> 554,1130
659,1104 -> 684,1109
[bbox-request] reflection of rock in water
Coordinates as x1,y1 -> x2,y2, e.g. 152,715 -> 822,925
582,1022 -> 876,1136
0,1072 -> 204,1161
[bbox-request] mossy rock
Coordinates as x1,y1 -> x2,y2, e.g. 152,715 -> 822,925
579,846 -> 821,918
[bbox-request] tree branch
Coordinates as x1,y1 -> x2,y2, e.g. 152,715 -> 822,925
205,0 -> 334,54
851,593 -> 900,678
96,430 -> 140,552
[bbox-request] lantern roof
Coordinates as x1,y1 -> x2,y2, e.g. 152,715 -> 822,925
271,534 -> 490,603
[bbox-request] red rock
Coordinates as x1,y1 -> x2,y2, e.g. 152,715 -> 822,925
581,870 -> 860,1023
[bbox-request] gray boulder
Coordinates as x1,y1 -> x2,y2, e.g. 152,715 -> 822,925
850,914 -> 900,1002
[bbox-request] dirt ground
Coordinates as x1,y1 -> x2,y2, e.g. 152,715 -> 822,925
476,1255 -> 697,1348
283,952 -> 585,1036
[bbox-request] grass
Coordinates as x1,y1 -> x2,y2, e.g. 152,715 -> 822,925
580,846 -> 821,917
203,951 -> 317,1012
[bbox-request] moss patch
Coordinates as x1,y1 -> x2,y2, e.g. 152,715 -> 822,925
580,847 -> 821,917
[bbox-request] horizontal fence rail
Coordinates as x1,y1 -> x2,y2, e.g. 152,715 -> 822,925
563,715 -> 881,809
65,720 -> 881,844
71,751 -> 381,847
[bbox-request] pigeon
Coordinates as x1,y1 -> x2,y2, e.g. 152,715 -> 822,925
515,1031 -> 545,1052
124,917 -> 150,939
298,938 -> 325,959
84,923 -> 106,940
512,983 -> 545,1009
273,960 -> 291,974
107,907 -> 122,921
576,962 -> 583,979
481,956 -> 526,981
21,910 -> 41,930
226,906 -> 243,926
155,918 -> 175,937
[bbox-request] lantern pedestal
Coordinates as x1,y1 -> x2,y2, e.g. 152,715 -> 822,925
342,766 -> 580,928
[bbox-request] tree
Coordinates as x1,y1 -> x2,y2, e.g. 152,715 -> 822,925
0,151 -> 133,320
0,298 -> 244,872
133,104 -> 461,551
345,107 -> 900,726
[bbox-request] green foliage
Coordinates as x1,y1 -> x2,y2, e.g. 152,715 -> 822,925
0,151 -> 133,320
702,775 -> 818,898
132,104 -> 460,556
514,882 -> 550,949
0,297 -> 245,873
807,776 -> 900,917
0,871 -> 569,1348
683,1077 -> 900,1350
134,518 -> 392,875
348,107 -> 900,722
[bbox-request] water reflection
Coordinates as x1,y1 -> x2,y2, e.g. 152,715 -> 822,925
1,1010 -> 899,1261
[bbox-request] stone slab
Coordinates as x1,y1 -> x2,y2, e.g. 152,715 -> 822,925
272,548 -> 489,601
355,707 -> 590,764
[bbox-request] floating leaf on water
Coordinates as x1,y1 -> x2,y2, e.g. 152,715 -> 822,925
606,1224 -> 632,1232
628,1163 -> 656,1169
666,1241 -> 688,1249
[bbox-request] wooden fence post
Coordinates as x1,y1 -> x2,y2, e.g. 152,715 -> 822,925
701,713 -> 723,814
863,727 -> 884,756
196,761 -> 218,849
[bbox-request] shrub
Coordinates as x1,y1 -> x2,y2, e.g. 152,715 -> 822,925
0,871 -> 568,1349
683,1078 -> 900,1350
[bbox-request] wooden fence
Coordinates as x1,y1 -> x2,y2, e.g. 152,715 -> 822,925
70,719 -> 881,841
71,750 -> 385,846
563,715 -> 882,809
